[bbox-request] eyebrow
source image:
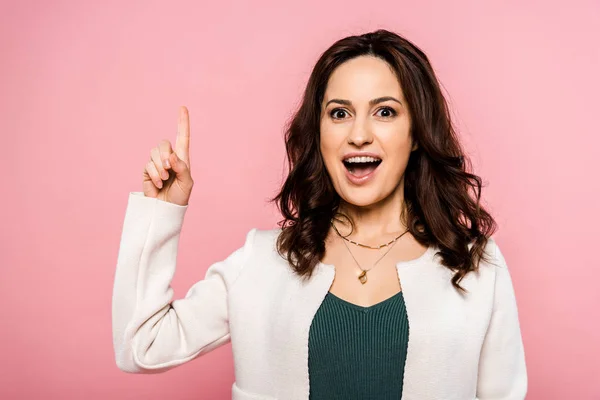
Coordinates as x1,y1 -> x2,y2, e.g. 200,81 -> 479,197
324,96 -> 403,108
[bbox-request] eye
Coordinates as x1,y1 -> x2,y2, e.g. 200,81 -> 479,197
330,108 -> 349,120
375,107 -> 397,118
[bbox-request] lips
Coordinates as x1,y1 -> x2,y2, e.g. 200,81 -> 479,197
341,153 -> 382,185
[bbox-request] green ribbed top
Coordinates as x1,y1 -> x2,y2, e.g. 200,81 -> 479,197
308,291 -> 409,400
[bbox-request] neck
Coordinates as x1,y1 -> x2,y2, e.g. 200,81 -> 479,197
335,181 -> 407,242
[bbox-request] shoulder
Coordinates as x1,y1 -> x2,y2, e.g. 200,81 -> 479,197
237,227 -> 280,247
459,237 -> 519,308
249,228 -> 282,251
483,237 -> 509,270
253,227 -> 281,242
466,236 -> 508,271
478,238 -> 518,300
232,228 -> 294,286
456,237 -> 512,295
240,227 -> 283,263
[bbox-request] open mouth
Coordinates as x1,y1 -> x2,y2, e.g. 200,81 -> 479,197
342,156 -> 382,178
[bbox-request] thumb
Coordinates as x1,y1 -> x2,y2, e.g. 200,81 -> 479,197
169,152 -> 191,182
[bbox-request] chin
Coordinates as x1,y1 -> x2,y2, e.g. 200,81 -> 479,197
337,186 -> 387,208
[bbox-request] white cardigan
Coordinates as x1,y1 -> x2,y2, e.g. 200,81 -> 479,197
112,192 -> 528,400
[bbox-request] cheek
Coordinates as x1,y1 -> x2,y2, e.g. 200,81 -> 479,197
319,126 -> 343,163
382,134 -> 413,174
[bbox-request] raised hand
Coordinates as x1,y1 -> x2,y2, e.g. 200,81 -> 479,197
142,106 -> 194,206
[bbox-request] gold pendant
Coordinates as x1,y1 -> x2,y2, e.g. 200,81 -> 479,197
358,270 -> 368,284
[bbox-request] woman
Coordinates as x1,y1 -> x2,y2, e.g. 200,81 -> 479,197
112,29 -> 527,399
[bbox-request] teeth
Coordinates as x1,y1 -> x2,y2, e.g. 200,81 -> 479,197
344,156 -> 381,163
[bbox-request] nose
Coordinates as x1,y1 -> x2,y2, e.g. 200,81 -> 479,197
347,118 -> 373,147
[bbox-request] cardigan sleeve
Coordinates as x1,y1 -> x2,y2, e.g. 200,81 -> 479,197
476,240 -> 528,399
111,192 -> 255,373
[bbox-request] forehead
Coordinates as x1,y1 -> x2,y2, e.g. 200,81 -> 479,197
323,56 -> 404,103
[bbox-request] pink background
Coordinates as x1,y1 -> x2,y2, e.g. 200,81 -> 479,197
1,1 -> 598,399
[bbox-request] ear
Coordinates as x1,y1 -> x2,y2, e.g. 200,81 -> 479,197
410,129 -> 418,152
411,139 -> 419,152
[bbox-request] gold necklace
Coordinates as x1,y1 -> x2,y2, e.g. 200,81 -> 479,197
330,220 -> 408,249
331,221 -> 409,284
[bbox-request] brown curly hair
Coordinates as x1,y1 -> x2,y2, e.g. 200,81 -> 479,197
271,29 -> 497,292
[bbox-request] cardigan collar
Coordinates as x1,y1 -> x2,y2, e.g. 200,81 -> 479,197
279,245 -> 439,399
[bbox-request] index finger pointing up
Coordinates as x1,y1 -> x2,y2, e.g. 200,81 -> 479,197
175,106 -> 191,166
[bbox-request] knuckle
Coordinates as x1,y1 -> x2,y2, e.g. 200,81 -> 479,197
146,164 -> 157,177
159,139 -> 172,150
150,156 -> 164,170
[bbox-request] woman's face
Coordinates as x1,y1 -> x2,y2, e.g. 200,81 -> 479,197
320,55 -> 416,208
